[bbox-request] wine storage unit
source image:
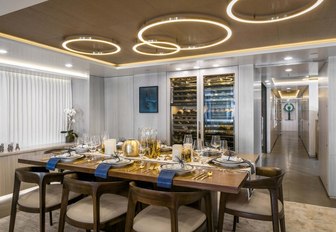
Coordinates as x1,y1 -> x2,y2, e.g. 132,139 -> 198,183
170,76 -> 197,144
203,74 -> 235,150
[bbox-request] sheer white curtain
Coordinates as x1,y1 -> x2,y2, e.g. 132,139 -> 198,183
0,69 -> 72,148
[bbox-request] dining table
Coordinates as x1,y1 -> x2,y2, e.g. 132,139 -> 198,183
18,150 -> 259,229
18,151 -> 259,194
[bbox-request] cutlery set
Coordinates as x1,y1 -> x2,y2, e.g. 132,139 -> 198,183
192,171 -> 213,181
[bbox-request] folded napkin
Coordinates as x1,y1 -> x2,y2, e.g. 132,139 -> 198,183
157,170 -> 177,189
46,157 -> 61,171
94,163 -> 113,179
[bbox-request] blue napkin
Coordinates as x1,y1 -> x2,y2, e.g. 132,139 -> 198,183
94,163 -> 113,179
46,158 -> 61,171
157,170 -> 177,189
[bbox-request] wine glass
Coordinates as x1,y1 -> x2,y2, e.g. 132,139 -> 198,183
220,140 -> 228,155
183,134 -> 193,145
211,135 -> 221,150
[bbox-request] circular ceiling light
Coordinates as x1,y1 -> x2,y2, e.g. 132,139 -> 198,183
227,0 -> 324,24
137,15 -> 232,51
62,36 -> 121,55
132,41 -> 181,56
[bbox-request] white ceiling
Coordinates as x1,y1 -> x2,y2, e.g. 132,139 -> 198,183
0,0 -> 47,16
0,33 -> 334,88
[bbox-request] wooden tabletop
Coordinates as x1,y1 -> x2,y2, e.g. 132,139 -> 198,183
18,153 -> 259,194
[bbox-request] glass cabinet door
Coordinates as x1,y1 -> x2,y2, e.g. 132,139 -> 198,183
203,74 -> 235,150
170,76 -> 197,144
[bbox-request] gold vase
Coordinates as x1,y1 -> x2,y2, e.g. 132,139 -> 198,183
122,139 -> 140,157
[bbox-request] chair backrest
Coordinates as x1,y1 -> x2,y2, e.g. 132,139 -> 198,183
128,181 -> 207,208
15,166 -> 64,185
126,182 -> 212,232
62,172 -> 129,198
243,166 -> 285,202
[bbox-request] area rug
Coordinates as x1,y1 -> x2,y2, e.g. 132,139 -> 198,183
0,201 -> 335,232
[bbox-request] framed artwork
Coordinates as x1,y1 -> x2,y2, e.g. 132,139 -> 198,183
139,86 -> 158,113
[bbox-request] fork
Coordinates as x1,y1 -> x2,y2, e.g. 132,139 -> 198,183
199,171 -> 213,181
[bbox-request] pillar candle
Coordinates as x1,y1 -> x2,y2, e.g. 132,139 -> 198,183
104,139 -> 116,155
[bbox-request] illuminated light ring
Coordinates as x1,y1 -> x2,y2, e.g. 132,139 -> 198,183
226,0 -> 324,24
62,36 -> 121,55
137,16 -> 232,51
132,41 -> 181,56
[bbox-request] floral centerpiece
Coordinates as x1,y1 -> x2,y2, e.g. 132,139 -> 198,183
61,108 -> 78,143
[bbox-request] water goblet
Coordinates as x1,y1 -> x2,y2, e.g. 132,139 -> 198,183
183,134 -> 193,145
211,135 -> 221,150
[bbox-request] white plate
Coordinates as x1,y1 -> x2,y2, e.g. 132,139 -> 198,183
102,158 -> 133,167
211,157 -> 245,168
216,157 -> 243,164
54,153 -> 84,162
160,163 -> 193,175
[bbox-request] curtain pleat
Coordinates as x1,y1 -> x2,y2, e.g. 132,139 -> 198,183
0,70 -> 72,148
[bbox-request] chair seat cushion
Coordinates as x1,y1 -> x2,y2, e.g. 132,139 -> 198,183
133,205 -> 206,232
66,194 -> 128,224
225,189 -> 283,216
18,184 -> 80,209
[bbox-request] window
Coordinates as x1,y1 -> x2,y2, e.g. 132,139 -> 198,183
0,69 -> 72,148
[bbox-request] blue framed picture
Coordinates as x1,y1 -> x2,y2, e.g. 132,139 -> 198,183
139,86 -> 158,113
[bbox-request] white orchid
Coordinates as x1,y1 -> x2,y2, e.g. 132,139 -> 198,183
62,108 -> 77,132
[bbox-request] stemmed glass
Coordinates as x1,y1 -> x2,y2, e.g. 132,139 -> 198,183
183,134 -> 193,145
138,128 -> 148,160
87,136 -> 97,153
211,135 -> 221,150
220,140 -> 228,155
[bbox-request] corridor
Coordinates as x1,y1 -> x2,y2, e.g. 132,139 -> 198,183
262,131 -> 336,207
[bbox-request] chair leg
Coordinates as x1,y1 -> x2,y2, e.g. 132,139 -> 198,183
49,211 -> 53,226
232,216 -> 238,231
58,188 -> 70,232
280,216 -> 286,232
9,174 -> 21,232
270,190 -> 280,232
170,209 -> 179,232
217,192 -> 227,232
204,192 -> 213,232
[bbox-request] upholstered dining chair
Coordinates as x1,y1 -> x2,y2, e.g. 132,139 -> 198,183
58,172 -> 129,232
217,167 -> 286,232
125,181 -> 213,232
9,166 -> 81,232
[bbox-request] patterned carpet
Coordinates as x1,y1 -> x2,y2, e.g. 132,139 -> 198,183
0,201 -> 335,232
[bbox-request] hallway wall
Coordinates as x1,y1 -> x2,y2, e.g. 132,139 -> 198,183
267,89 -> 280,153
319,57 -> 336,197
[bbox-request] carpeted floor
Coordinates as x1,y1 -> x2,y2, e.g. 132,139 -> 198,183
0,201 -> 335,232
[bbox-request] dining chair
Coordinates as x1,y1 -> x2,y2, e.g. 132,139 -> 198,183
9,166 -> 81,232
125,181 -> 213,232
58,172 -> 129,232
217,167 -> 286,232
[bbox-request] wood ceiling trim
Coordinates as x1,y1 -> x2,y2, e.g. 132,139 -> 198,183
0,32 -> 117,67
2,31 -> 336,70
118,37 -> 336,68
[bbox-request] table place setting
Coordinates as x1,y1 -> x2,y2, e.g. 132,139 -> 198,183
46,150 -> 85,170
